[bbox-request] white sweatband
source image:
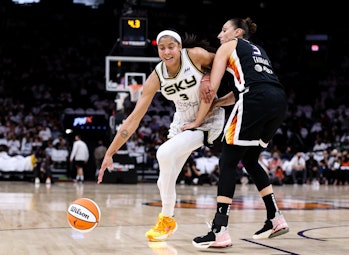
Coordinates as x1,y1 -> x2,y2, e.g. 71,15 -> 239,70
156,30 -> 182,45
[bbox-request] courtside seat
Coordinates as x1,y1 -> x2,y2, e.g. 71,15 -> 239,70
102,154 -> 138,184
51,148 -> 69,179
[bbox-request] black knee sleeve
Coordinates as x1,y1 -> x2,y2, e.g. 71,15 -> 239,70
217,143 -> 244,198
242,147 -> 270,191
245,162 -> 270,191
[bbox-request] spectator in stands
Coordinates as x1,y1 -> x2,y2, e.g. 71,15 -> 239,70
94,140 -> 107,177
126,133 -> 142,152
44,139 -> 55,158
14,122 -> 27,138
145,142 -> 158,170
33,146 -> 53,185
32,135 -> 43,149
181,159 -> 202,185
306,152 -> 320,184
50,142 -> 69,176
328,151 -> 341,185
272,166 -> 285,185
338,151 -> 349,185
151,125 -> 169,148
268,151 -> 285,185
0,121 -> 9,139
70,134 -> 89,183
0,133 -> 7,146
20,132 -> 34,156
290,152 -> 307,185
38,124 -> 52,147
318,159 -> 330,185
340,130 -> 349,146
281,146 -> 293,161
149,116 -> 160,133
194,147 -> 220,185
319,149 -> 330,165
137,120 -> 152,144
52,134 -> 67,148
268,151 -> 284,174
23,112 -> 35,127
126,133 -> 146,165
313,138 -> 328,159
7,132 -> 21,156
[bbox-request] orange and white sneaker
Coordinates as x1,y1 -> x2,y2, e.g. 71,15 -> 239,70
252,211 -> 289,239
146,214 -> 177,241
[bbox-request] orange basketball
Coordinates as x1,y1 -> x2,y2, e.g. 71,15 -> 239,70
66,197 -> 101,233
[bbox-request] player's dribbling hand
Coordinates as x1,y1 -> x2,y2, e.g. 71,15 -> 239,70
97,156 -> 114,184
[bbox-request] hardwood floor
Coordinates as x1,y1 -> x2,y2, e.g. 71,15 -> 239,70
1,181 -> 348,255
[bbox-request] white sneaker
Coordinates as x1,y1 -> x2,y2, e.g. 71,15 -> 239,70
45,178 -> 51,184
35,177 -> 40,184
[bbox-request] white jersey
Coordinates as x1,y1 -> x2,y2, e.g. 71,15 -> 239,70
155,49 -> 225,144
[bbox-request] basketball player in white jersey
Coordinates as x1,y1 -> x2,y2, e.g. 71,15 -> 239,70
97,30 -> 225,241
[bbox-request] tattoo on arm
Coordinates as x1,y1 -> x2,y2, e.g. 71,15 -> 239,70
120,129 -> 129,139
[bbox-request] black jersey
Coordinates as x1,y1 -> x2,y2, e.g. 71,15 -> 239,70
226,38 -> 282,93
223,38 -> 287,148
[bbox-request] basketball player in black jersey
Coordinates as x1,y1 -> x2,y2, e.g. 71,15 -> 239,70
183,17 -> 289,248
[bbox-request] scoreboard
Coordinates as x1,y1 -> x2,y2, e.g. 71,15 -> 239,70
120,17 -> 148,47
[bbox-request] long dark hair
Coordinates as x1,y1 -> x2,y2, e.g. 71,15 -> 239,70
229,17 -> 257,40
182,32 -> 216,53
160,28 -> 216,53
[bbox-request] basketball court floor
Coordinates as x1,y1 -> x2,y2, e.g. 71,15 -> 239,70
1,181 -> 348,255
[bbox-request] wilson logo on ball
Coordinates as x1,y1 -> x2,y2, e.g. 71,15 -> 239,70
66,198 -> 101,233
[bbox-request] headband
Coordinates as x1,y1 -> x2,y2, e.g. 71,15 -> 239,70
156,30 -> 182,45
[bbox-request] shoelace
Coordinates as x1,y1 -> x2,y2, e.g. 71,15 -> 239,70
206,220 -> 213,229
153,218 -> 165,230
205,220 -> 219,233
206,220 -> 228,234
153,216 -> 173,231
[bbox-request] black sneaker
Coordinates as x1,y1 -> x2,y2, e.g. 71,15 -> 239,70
192,225 -> 232,249
253,211 -> 289,239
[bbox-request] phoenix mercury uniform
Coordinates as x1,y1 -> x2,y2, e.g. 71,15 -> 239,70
223,38 -> 287,148
154,48 -> 225,217
217,37 -> 288,199
192,20 -> 289,249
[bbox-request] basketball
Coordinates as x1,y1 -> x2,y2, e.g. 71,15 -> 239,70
66,197 -> 101,233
